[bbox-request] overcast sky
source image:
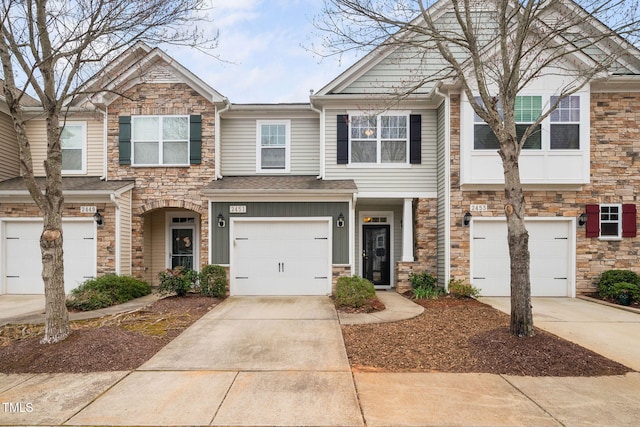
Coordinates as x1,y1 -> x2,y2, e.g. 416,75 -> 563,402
164,0 -> 357,104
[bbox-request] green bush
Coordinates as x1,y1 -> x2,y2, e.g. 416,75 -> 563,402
199,265 -> 227,298
448,278 -> 481,299
66,274 -> 151,311
158,267 -> 198,297
610,282 -> 640,303
335,276 -> 376,307
598,270 -> 640,299
408,272 -> 443,299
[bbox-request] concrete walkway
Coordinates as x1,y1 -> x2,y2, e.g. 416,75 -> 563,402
1,293 -> 639,426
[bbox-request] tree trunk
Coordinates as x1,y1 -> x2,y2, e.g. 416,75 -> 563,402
501,146 -> 534,337
39,114 -> 69,344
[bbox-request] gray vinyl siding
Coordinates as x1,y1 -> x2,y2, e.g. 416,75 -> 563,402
324,109 -> 438,193
211,202 -> 349,264
0,112 -> 20,180
436,102 -> 447,287
220,116 -> 320,176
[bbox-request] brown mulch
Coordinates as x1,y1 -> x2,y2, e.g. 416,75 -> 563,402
0,294 -> 219,373
341,296 -> 633,376
0,294 -> 633,376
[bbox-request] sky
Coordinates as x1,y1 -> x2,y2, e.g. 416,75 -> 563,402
164,0 -> 358,104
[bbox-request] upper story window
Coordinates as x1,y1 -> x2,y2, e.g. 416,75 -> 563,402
131,116 -> 189,166
350,114 -> 408,163
550,96 -> 580,149
61,122 -> 86,174
257,120 -> 290,173
474,96 -> 542,150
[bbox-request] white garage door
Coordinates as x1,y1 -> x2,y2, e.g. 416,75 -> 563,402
4,221 -> 96,294
231,219 -> 331,296
472,220 -> 572,297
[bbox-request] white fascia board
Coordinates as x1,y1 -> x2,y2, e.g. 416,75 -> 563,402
207,193 -> 354,203
357,191 -> 437,199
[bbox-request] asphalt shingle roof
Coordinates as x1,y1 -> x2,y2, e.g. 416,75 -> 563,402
204,175 -> 357,192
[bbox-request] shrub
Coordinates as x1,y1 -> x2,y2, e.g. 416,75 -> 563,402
158,266 -> 198,297
335,276 -> 376,308
448,278 -> 481,299
66,274 -> 151,311
598,270 -> 640,300
409,272 -> 444,299
610,282 -> 640,303
199,264 -> 227,298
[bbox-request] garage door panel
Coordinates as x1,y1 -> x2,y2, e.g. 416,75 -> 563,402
472,220 -> 572,297
4,221 -> 95,294
231,220 -> 331,296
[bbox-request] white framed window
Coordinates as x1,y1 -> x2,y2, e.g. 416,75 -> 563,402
350,113 -> 409,163
600,204 -> 622,238
473,96 -> 541,150
550,96 -> 580,149
131,116 -> 189,166
257,120 -> 290,173
60,122 -> 86,174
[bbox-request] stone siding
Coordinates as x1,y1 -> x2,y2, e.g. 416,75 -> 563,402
448,92 -> 640,294
107,83 -> 216,280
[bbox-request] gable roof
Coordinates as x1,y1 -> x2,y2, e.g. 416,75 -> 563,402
71,42 -> 228,108
313,0 -> 640,99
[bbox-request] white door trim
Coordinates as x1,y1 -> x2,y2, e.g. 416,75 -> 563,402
165,212 -> 200,271
358,211 -> 394,289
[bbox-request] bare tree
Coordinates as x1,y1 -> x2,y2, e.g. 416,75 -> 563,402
0,0 -> 216,343
317,0 -> 640,336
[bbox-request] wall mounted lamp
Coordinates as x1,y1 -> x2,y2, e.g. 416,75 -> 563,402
463,211 -> 472,226
93,211 -> 104,227
337,212 -> 345,228
578,212 -> 588,226
217,213 -> 226,228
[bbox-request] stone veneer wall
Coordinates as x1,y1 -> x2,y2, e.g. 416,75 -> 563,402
0,202 -> 116,275
332,265 -> 352,294
449,92 -> 640,294
107,83 -> 216,280
396,198 -> 439,293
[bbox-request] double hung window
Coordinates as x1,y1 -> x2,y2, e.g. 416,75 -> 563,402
257,121 -> 290,172
61,122 -> 86,174
473,96 -> 541,149
350,114 -> 408,164
132,116 -> 189,165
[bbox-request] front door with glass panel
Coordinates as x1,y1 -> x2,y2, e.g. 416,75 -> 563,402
362,225 -> 390,286
171,227 -> 194,270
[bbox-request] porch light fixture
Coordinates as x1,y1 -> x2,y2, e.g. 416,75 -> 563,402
93,211 -> 104,227
217,213 -> 226,228
337,213 -> 345,228
463,211 -> 472,226
578,212 -> 588,226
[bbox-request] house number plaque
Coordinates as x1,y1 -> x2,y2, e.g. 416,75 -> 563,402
470,204 -> 488,212
80,206 -> 97,214
229,205 -> 247,214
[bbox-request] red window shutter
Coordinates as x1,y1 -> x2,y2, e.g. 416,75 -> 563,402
622,204 -> 637,237
585,204 -> 600,237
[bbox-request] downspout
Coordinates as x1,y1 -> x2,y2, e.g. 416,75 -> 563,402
310,97 -> 325,180
433,84 -> 451,289
214,98 -> 231,180
110,193 -> 121,274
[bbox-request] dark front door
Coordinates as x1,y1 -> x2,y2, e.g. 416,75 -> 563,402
362,225 -> 390,286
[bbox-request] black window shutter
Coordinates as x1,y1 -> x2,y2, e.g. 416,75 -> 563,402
190,115 -> 202,165
410,114 -> 421,164
337,114 -> 349,164
118,116 -> 131,165
585,204 -> 600,238
622,204 -> 637,237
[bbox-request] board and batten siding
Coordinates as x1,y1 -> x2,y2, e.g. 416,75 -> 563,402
0,112 -> 20,180
211,202 -> 349,265
324,109 -> 438,193
25,117 -> 104,177
220,116 -> 320,176
118,189 -> 133,276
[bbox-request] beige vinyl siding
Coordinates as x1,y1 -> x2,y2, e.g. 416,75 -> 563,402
220,115 -> 320,176
324,109 -> 438,193
25,117 -> 104,177
0,112 -> 20,180
118,190 -> 132,276
144,210 -> 167,286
